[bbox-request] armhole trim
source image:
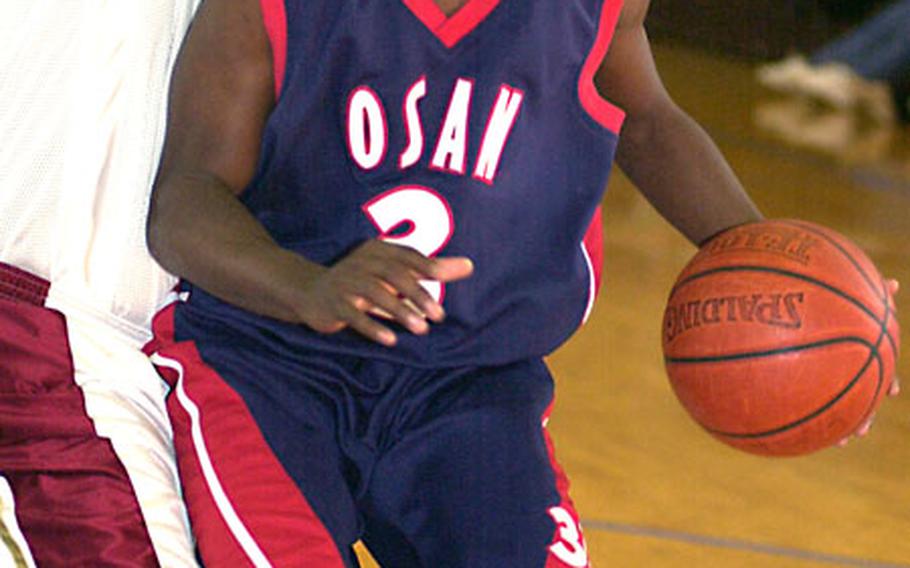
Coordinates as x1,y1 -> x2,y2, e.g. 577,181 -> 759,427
259,0 -> 288,98
578,0 -> 626,134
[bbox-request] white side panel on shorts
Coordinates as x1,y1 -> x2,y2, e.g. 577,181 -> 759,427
49,296 -> 199,568
0,477 -> 37,568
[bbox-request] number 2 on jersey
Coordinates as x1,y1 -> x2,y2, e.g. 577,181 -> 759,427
362,185 -> 455,302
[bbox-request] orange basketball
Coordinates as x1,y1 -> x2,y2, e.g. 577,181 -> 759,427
662,219 -> 899,456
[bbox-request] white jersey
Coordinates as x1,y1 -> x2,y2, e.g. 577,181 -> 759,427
0,0 -> 198,337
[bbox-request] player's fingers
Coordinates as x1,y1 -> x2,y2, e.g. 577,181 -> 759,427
367,287 -> 395,320
353,282 -> 429,335
340,301 -> 397,346
378,270 -> 444,322
856,417 -> 874,437
384,285 -> 432,321
837,416 -> 875,447
886,279 -> 899,296
368,306 -> 394,319
372,291 -> 430,336
305,316 -> 348,335
431,257 -> 474,282
381,244 -> 473,282
372,242 -> 438,277
889,375 -> 901,396
401,297 -> 425,317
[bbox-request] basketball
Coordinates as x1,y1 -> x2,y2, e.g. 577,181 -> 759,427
662,219 -> 899,456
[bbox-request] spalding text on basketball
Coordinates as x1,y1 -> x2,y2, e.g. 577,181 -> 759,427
664,292 -> 805,342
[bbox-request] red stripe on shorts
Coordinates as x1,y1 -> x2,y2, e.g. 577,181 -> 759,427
542,402 -> 591,568
151,304 -> 345,567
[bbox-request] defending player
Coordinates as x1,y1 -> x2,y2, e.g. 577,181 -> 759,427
144,0 -> 764,565
0,2 -> 199,566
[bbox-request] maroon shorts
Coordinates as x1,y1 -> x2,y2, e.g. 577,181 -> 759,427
0,262 -> 160,567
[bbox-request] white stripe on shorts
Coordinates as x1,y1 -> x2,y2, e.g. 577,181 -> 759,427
150,352 -> 273,568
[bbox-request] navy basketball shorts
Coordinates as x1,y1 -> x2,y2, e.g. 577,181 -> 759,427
149,303 -> 592,567
0,263 -> 196,567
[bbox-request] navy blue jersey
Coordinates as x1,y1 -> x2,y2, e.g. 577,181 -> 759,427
175,0 -> 626,366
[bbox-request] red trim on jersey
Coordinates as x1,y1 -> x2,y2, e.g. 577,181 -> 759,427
582,206 -> 604,295
150,305 -> 344,567
259,0 -> 288,97
578,0 -> 626,134
402,0 -> 502,48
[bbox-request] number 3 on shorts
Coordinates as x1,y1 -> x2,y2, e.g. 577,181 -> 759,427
362,185 -> 455,302
548,506 -> 589,567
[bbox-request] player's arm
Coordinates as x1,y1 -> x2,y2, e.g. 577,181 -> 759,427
594,0 -> 762,245
147,0 -> 472,346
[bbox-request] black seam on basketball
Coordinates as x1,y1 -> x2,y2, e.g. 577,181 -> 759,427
778,219 -> 884,302
665,336 -> 868,364
854,358 -> 885,436
858,273 -> 892,429
704,342 -> 882,439
671,266 -> 883,328
776,220 -> 898,366
852,284 -> 892,430
877,272 -> 900,360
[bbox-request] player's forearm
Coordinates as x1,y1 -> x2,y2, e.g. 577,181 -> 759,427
147,171 -> 324,322
616,102 -> 762,245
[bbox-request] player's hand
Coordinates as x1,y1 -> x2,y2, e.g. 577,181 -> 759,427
838,278 -> 900,447
295,239 -> 473,346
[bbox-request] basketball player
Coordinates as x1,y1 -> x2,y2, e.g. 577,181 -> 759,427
0,2 -> 200,566
145,0 -> 893,566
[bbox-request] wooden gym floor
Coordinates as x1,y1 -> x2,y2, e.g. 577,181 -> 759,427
358,43 -> 910,567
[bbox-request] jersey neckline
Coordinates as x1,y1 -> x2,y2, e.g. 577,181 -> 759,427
401,0 -> 502,48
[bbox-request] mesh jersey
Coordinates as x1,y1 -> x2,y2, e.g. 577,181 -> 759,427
176,0 -> 626,366
0,0 -> 198,335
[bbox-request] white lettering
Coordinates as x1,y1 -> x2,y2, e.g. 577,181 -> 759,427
347,87 -> 387,170
548,506 -> 588,567
430,78 -> 474,174
473,86 -> 524,184
399,77 -> 428,170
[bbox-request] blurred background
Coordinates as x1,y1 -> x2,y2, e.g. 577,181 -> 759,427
648,0 -> 895,58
